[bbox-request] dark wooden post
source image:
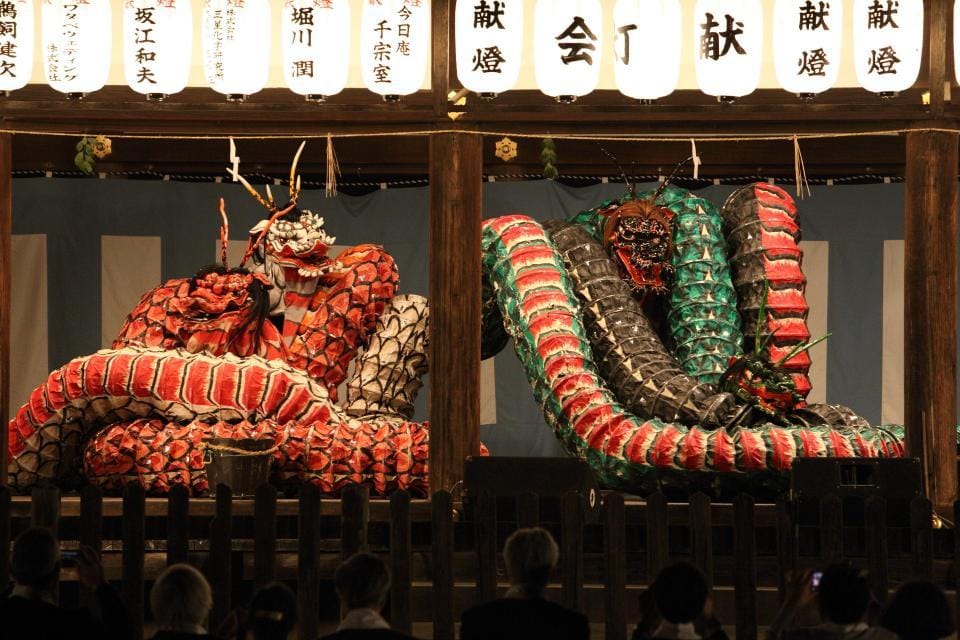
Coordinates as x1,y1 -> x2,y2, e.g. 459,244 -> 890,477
432,490 -> 455,640
298,484 -> 321,640
79,485 -> 103,610
389,491 -> 413,634
0,133 -> 9,487
904,128 -> 959,510
167,484 -> 189,566
122,484 -> 146,640
428,130 -> 482,493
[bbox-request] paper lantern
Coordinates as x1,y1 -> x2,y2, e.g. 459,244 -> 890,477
123,0 -> 192,101
455,0 -> 523,98
361,0 -> 431,101
774,0 -> 843,98
612,0 -> 681,102
693,0 -> 763,101
0,0 -> 34,95
853,0 -> 922,96
41,0 -> 111,98
283,0 -> 350,101
534,0 -> 602,102
202,0 -> 271,101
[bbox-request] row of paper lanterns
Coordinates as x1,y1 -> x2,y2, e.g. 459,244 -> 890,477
0,0 -> 933,101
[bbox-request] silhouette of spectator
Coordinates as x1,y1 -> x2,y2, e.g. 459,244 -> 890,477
150,563 -> 219,639
0,526 -> 133,640
880,581 -> 956,640
633,561 -> 727,640
320,552 -> 418,640
460,527 -> 589,640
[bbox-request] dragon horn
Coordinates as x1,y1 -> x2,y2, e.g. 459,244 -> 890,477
239,203 -> 297,268
226,167 -> 277,213
775,332 -> 832,367
289,141 -> 306,204
265,183 -> 275,207
218,197 -> 230,268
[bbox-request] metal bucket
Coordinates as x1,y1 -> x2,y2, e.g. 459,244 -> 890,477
203,438 -> 274,497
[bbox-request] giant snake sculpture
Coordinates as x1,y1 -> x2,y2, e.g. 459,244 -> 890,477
6,148 -> 905,497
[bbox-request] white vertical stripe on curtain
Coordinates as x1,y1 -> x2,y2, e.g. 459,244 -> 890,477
881,240 -> 905,425
800,241 -> 830,406
100,236 -> 162,348
10,234 -> 48,413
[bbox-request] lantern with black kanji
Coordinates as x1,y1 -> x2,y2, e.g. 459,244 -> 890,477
853,0 -> 922,96
283,0 -> 350,102
0,0 -> 34,95
613,0 -> 681,102
774,0 -> 843,98
42,0 -> 112,98
693,0 -> 763,102
455,0 -> 523,99
202,0 -> 271,102
534,0 -> 603,103
361,0 -> 431,102
124,0 -> 193,101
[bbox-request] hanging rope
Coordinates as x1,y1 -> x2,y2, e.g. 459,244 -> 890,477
793,135 -> 812,199
325,132 -> 340,198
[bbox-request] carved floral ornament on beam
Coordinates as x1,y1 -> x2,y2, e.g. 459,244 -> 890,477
12,0 -> 932,101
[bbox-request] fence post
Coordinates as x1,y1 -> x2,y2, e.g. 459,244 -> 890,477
79,485 -> 103,610
167,484 -> 189,566
476,490 -> 497,604
389,490 -> 413,634
561,491 -> 584,613
647,491 -> 669,581
30,485 -> 60,532
298,483 -> 321,640
518,492 -> 539,530
954,500 -> 960,633
820,494 -> 843,564
0,485 -> 7,590
910,495 -> 933,580
734,494 -> 757,640
122,484 -> 146,640
209,484 -> 233,632
432,490 -> 455,640
604,493 -> 627,640
776,497 -> 796,601
865,496 -> 889,604
254,483 -> 277,588
690,492 -> 713,589
341,484 -> 369,559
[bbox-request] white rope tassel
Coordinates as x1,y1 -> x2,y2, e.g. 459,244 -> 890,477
793,134 -> 811,199
691,138 -> 701,180
325,132 -> 340,198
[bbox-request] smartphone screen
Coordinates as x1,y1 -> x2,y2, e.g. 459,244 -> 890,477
60,550 -> 79,566
811,571 -> 823,591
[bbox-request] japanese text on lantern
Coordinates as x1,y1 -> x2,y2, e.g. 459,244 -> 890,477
51,2 -> 83,83
866,0 -> 900,75
369,0 -> 421,85
0,1 -> 19,80
471,0 -> 505,74
132,3 -> 159,85
700,11 -> 747,60
796,0 -> 831,77
288,4 -> 316,78
556,15 -> 597,66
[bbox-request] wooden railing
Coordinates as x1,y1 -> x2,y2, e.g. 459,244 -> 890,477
0,485 -> 954,640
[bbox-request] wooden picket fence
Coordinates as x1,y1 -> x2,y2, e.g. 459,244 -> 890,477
0,484 -> 956,640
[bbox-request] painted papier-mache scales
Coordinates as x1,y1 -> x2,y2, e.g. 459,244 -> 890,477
7,146 -> 904,497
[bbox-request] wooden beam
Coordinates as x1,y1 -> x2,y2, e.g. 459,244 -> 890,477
927,0 -> 949,118
431,0 -> 452,118
428,131 -> 482,493
0,133 -> 9,487
904,129 -> 959,510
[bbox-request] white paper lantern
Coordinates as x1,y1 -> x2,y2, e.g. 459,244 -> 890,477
613,0 -> 680,102
361,0 -> 431,101
534,0 -> 603,102
455,0 -> 523,98
693,0 -> 763,101
202,0 -> 271,101
0,0 -> 34,95
774,0 -> 843,98
41,0 -> 111,97
123,0 -> 192,100
854,0 -> 922,95
283,0 -> 350,101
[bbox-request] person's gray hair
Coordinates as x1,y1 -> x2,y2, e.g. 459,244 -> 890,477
150,563 -> 213,631
334,553 -> 391,611
504,527 -> 559,590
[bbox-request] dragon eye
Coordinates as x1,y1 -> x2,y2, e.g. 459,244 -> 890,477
620,230 -> 635,241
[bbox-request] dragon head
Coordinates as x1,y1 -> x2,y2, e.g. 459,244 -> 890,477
602,197 -> 675,296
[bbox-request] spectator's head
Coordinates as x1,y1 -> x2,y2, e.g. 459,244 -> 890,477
245,582 -> 298,640
150,563 -> 213,632
881,581 -> 956,640
652,562 -> 709,624
817,564 -> 870,625
504,527 -> 559,595
11,527 -> 60,592
334,553 -> 391,613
